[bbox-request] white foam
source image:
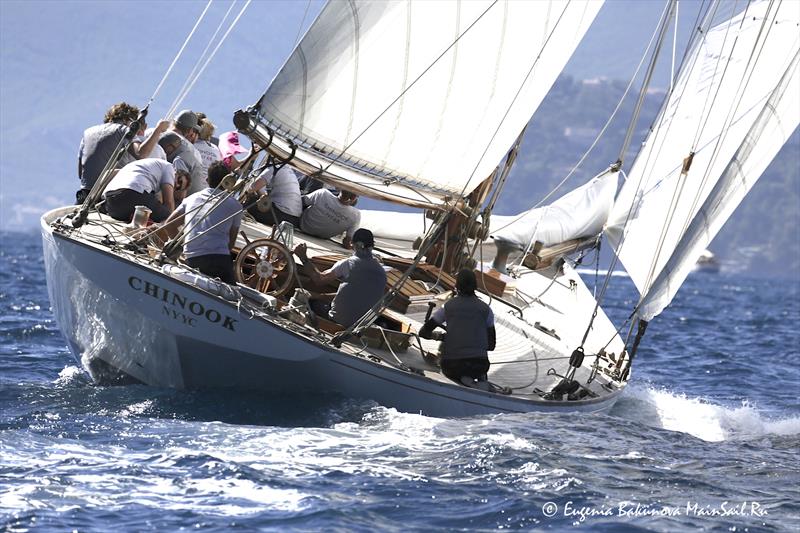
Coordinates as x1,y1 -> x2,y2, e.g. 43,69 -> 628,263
53,365 -> 85,386
619,383 -> 800,442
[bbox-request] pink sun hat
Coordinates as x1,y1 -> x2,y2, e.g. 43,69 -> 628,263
218,131 -> 248,167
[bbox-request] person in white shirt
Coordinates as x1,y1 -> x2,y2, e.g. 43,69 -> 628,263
103,157 -> 188,223
299,189 -> 361,248
158,161 -> 244,283
248,165 -> 303,227
193,113 -> 222,177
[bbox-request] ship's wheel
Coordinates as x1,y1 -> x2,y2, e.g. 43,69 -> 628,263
234,238 -> 295,297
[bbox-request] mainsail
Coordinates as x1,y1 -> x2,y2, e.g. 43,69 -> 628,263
257,0 -> 602,206
605,0 -> 800,319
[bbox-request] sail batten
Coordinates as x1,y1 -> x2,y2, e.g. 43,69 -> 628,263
606,0 -> 800,315
258,0 -> 603,201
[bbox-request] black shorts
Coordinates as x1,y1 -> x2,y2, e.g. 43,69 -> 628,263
247,203 -> 301,228
441,357 -> 490,382
185,254 -> 236,284
104,189 -> 171,223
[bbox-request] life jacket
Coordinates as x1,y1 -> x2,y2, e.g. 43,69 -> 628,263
443,295 -> 491,360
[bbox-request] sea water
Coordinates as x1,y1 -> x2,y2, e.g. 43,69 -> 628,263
1,232 -> 798,531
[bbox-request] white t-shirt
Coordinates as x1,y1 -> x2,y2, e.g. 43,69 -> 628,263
137,129 -> 167,160
257,166 -> 302,217
104,159 -> 175,194
300,189 -> 360,239
179,188 -> 244,258
194,139 -> 222,176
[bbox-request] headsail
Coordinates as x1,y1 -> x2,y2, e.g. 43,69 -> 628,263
605,0 -> 800,318
638,48 -> 800,320
256,0 -> 602,205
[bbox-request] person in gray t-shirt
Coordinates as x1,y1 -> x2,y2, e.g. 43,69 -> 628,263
164,110 -> 207,196
76,102 -> 168,204
293,228 -> 386,327
299,189 -> 361,248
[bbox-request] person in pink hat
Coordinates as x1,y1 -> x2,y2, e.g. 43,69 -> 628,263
218,131 -> 251,171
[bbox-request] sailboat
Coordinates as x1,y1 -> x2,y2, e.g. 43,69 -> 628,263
40,0 -> 799,417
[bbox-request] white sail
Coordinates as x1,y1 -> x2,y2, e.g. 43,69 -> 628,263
638,49 -> 800,320
605,0 -> 800,305
259,0 -> 602,202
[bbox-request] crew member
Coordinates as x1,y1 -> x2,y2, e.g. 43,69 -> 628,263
419,269 -> 496,388
293,228 -> 386,327
299,189 -> 361,248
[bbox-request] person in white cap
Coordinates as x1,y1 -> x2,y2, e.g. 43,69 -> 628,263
164,109 -> 206,195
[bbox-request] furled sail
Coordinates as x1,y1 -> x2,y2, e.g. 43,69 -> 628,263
360,170 -> 618,246
490,170 -> 618,252
605,0 -> 800,317
257,0 -> 602,204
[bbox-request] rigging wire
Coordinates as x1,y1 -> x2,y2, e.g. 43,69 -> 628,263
639,0 -> 781,300
608,0 -> 719,291
167,0 -> 252,116
488,0 -> 672,238
315,0 -> 500,181
147,0 -> 213,109
165,0 -> 239,120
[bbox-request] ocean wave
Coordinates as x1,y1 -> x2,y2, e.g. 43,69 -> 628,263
614,383 -> 800,442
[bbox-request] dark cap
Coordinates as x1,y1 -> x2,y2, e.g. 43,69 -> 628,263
174,109 -> 200,132
456,268 -> 477,295
352,228 -> 374,248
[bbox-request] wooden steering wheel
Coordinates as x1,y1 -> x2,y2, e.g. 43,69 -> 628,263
234,238 -> 295,297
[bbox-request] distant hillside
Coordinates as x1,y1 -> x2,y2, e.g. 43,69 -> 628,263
499,75 -> 800,279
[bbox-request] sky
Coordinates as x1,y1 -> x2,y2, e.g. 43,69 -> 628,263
0,0 -> 699,231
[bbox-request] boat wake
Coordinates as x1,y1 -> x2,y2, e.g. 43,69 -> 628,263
613,383 -> 800,442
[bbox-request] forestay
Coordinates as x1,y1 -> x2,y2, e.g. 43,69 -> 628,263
258,0 -> 602,202
605,0 -> 800,318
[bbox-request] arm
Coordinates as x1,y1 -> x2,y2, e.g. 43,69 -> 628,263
160,183 -> 175,213
228,223 -> 240,252
487,326 -> 496,351
293,243 -> 339,285
155,205 -> 186,240
486,307 -> 495,351
419,307 -> 445,340
134,120 -> 170,159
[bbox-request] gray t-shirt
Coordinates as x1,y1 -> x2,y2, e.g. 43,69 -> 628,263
259,166 -> 302,217
299,189 -> 360,239
329,252 -> 387,327
104,159 -> 175,194
179,188 -> 243,258
166,134 -> 206,195
79,123 -> 134,190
